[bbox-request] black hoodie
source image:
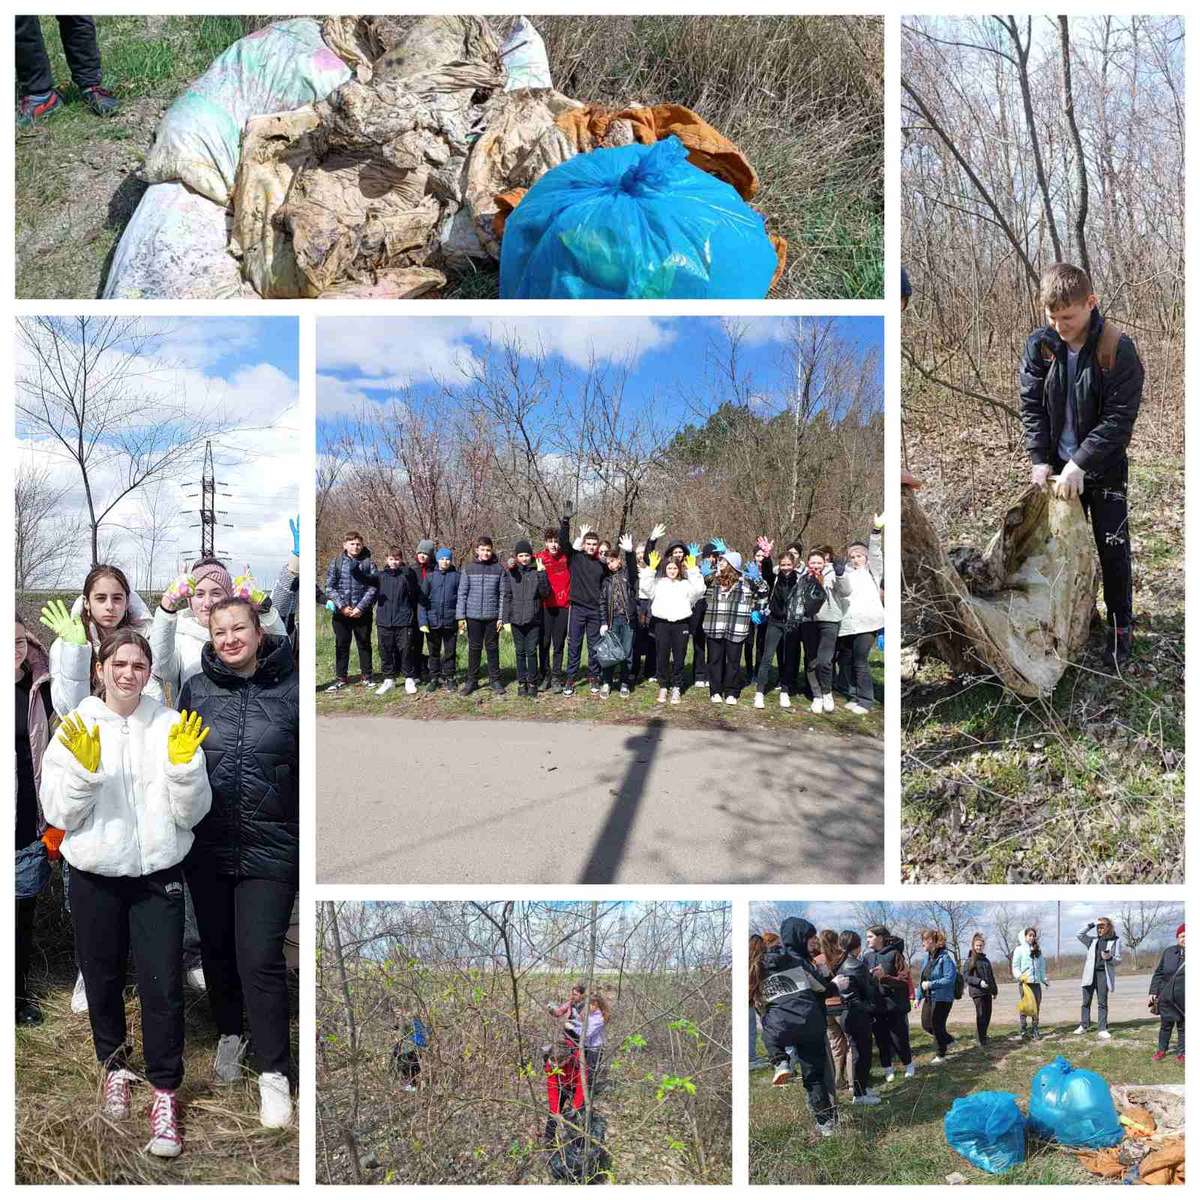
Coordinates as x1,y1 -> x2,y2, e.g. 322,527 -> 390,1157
560,515 -> 607,609
372,564 -> 420,629
760,917 -> 837,1038
862,935 -> 911,1013
965,951 -> 998,1000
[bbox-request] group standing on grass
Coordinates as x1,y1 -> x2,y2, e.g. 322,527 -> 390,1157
14,518 -> 300,1158
321,511 -> 885,714
748,914 -> 1182,1138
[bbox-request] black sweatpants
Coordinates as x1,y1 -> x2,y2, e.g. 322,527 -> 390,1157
847,630 -> 878,709
424,627 -> 457,682
186,868 -> 296,1077
16,896 -> 37,1007
70,862 -> 185,1090
803,621 -> 841,697
16,16 -> 102,96
872,1008 -> 912,1067
332,610 -> 373,681
539,606 -> 568,683
756,622 -> 800,694
654,617 -> 689,689
565,605 -> 602,684
511,618 -> 542,684
707,636 -> 745,698
631,602 -> 655,679
465,617 -> 500,685
1081,970 -> 1110,1031
972,994 -> 993,1042
743,620 -> 767,676
845,1010 -> 874,1096
377,624 -> 414,680
411,626 -> 429,679
1157,1015 -> 1184,1053
834,635 -> 853,695
930,1000 -> 953,1055
1078,475 -> 1134,628
689,605 -> 708,683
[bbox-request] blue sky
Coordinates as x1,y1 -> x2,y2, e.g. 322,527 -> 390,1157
316,315 -> 882,448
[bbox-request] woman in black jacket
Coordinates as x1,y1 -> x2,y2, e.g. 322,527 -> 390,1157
964,932 -> 999,1045
1149,924 -> 1184,1062
753,547 -> 803,710
834,930 -> 882,1105
179,596 -> 298,1130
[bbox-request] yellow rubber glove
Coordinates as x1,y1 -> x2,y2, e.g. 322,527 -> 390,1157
167,709 -> 211,765
58,713 -> 101,773
648,550 -> 661,570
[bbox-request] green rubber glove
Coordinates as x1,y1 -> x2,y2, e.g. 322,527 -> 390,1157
41,599 -> 87,646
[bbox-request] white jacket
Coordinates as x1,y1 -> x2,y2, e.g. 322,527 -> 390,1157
151,600 -> 285,700
48,589 -> 162,717
39,694 -> 211,878
648,570 -> 706,622
1079,925 -> 1121,992
637,563 -> 657,601
808,565 -> 851,624
839,532 -> 885,637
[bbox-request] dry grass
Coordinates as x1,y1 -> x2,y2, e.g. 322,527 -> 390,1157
16,875 -> 299,1184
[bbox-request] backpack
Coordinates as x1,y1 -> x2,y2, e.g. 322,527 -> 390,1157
1038,320 -> 1122,381
953,958 -> 965,1000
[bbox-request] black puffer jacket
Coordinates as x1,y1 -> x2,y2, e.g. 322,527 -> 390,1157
1019,308 -> 1144,482
1150,944 -> 1184,1021
180,634 -> 298,884
863,935 -> 911,1013
760,917 -> 837,1041
965,952 -> 999,999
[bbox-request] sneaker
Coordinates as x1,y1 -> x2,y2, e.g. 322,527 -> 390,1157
811,697 -> 823,714
647,676 -> 656,684
16,89 -> 63,128
816,1120 -> 837,1138
491,681 -> 505,695
657,688 -> 668,704
459,681 -> 477,696
697,678 -> 709,689
779,692 -> 791,708
526,683 -> 538,700
822,693 -> 835,713
884,1069 -> 895,1083
725,694 -> 738,706
600,683 -> 610,697
375,678 -> 396,696
852,1093 -> 882,1106
324,679 -> 348,693
146,1088 -> 182,1157
259,1072 -> 293,1129
1152,1050 -> 1167,1062
772,1064 -> 792,1086
619,684 -> 630,697
102,1068 -> 134,1118
845,702 -> 869,715
931,1055 -> 946,1065
402,1082 -> 418,1092
670,688 -> 681,705
1073,1025 -> 1087,1035
904,1062 -> 916,1078
754,692 -> 765,709
710,693 -> 724,704
1177,1053 -> 1185,1065
404,677 -> 417,694
16,1000 -> 43,1026
213,1034 -> 247,1084
552,680 -> 564,694
1097,1030 -> 1112,1040
562,685 -> 575,697
425,679 -> 440,694
71,971 -> 89,1014
360,676 -> 375,688
81,85 -> 119,117
185,965 -> 206,991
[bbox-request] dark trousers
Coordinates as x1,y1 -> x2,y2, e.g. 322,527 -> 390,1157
845,1010 -> 874,1096
600,617 -> 634,687
930,1000 -> 953,1054
631,603 -> 655,678
539,606 -> 568,682
756,622 -> 799,693
378,624 -> 414,679
972,994 -> 993,1042
465,617 -> 500,685
847,630 -> 878,708
565,605 -> 602,683
1158,1016 -> 1184,1053
743,620 -> 767,676
872,1008 -> 912,1067
803,620 -> 841,696
186,868 -> 296,1077
16,896 -> 37,1007
411,626 -> 428,679
70,863 -> 185,1090
332,610 -> 373,681
512,618 -> 542,683
1057,460 -> 1134,627
763,1013 -> 835,1125
654,617 -> 689,689
584,1046 -> 604,1096
707,636 -> 744,697
834,635 -> 853,695
424,626 -> 457,682
690,618 -> 708,683
16,16 -> 102,95
1081,971 -> 1110,1031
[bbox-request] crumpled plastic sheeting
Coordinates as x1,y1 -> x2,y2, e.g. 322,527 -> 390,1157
229,16 -> 502,297
901,484 -> 1098,696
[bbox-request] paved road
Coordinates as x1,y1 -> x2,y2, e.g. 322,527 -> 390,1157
318,716 -> 883,884
946,974 -> 1157,1029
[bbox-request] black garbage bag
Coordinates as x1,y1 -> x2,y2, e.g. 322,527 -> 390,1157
548,1109 -> 611,1184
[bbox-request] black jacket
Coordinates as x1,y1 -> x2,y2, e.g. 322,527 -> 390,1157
180,634 -> 299,885
601,550 -> 639,625
373,565 -> 420,628
503,562 -> 551,625
965,952 -> 998,999
560,516 -> 607,610
1150,945 -> 1184,1019
862,936 -> 911,1013
763,561 -> 800,625
832,952 -> 880,1019
760,917 -> 837,1040
1019,308 -> 1144,482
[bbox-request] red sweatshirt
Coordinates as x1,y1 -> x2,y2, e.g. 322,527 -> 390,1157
545,1049 -> 587,1115
536,549 -> 571,609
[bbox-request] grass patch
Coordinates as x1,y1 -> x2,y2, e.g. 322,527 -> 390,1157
750,1019 -> 1181,1185
315,611 -> 883,738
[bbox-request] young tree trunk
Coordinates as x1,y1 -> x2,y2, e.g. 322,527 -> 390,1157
327,902 -> 363,1184
1058,17 -> 1091,275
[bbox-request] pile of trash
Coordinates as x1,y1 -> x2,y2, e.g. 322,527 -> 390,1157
104,15 -> 786,300
944,1058 -> 1185,1184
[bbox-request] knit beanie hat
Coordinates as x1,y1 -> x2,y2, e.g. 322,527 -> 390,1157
193,561 -> 233,593
514,538 -> 533,556
701,542 -> 718,558
435,547 -> 453,562
721,550 -> 744,574
1178,923 -> 1186,937
416,539 -> 436,557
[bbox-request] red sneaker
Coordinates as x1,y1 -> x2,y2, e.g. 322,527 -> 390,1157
16,90 -> 62,128
146,1088 -> 182,1158
102,1068 -> 133,1118
1152,1050 -> 1167,1062
1177,1053 -> 1185,1066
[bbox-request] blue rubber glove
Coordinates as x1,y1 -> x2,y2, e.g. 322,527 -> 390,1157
744,562 -> 762,583
750,609 -> 765,625
325,599 -> 336,613
687,542 -> 701,560
699,560 -> 713,579
290,515 -> 300,556
711,536 -> 727,555
876,632 -> 884,651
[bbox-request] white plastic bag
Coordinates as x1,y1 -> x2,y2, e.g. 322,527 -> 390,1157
500,16 -> 552,90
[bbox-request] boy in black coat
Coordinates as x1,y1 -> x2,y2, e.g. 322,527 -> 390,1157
372,546 -> 421,696
503,539 -> 551,697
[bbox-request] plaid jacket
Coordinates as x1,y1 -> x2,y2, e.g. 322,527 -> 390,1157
702,575 -> 768,643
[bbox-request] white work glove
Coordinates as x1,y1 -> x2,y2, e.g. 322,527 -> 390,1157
618,533 -> 633,553
1030,463 -> 1053,489
1054,460 -> 1085,499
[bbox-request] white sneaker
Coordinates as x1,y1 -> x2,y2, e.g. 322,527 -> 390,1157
324,679 -> 347,693
1073,1024 -> 1087,1034
811,697 -> 823,714
71,971 -> 89,1014
259,1072 -> 293,1128
845,702 -> 869,715
402,1083 -> 418,1092
103,1067 -> 135,1118
404,677 -> 417,694
1098,1030 -> 1112,1040
884,1069 -> 895,1083
146,1088 -> 182,1157
772,1063 -> 792,1085
852,1092 -> 882,1105
931,1055 -> 946,1065
904,1062 -> 916,1078
754,692 -> 765,709
816,1120 -> 837,1138
185,965 -> 206,991
697,679 -> 709,689
725,694 -> 738,706
375,678 -> 396,696
822,693 -> 835,712
600,683 -> 610,697
214,1034 -> 247,1084
779,691 -> 791,708
657,688 -> 668,704
670,688 -> 681,705
711,693 -> 724,704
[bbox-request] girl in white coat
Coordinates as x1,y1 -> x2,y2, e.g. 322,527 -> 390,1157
838,519 -> 885,715
648,555 -> 706,705
1076,918 -> 1121,1038
39,628 -> 212,1159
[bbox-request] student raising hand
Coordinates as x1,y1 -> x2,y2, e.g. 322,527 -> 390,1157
167,710 -> 211,765
57,713 -> 101,772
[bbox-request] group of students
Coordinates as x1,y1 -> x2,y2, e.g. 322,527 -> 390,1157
749,916 -> 1185,1137
14,519 -> 301,1157
541,983 -> 610,1146
322,511 -> 885,713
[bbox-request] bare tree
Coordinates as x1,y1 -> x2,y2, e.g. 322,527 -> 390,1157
1116,902 -> 1175,970
988,902 -> 1023,965
919,899 -> 981,962
14,462 -> 84,591
125,478 -> 183,591
1058,17 -> 1091,274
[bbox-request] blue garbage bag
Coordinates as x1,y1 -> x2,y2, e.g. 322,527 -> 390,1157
1027,1057 -> 1122,1148
499,136 -> 778,299
944,1091 -> 1027,1174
